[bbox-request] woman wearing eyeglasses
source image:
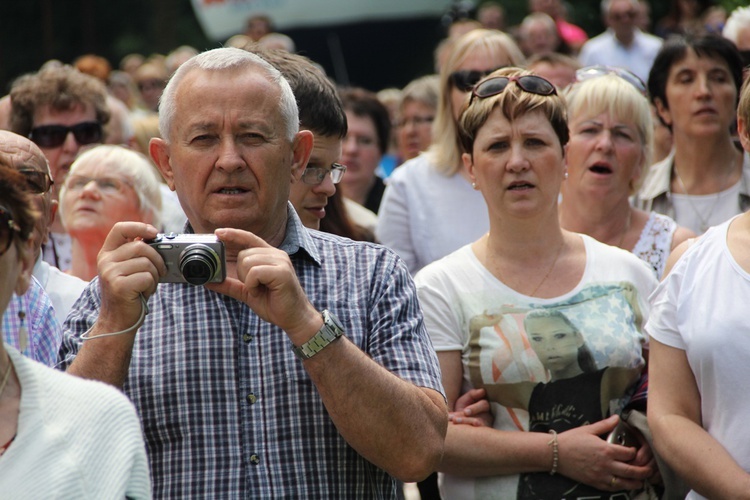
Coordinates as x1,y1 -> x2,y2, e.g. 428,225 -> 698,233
634,35 -> 747,235
560,68 -> 695,278
414,67 -> 658,499
59,145 -> 162,281
377,29 -> 525,275
0,166 -> 151,497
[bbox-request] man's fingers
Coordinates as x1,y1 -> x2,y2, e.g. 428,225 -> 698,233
215,228 -> 271,260
102,221 -> 159,252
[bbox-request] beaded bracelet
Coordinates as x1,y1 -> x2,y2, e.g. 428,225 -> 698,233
547,429 -> 559,475
81,294 -> 149,341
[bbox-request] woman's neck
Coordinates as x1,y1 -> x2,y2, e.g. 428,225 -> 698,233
559,193 -> 632,247
485,211 -> 565,261
671,132 -> 742,192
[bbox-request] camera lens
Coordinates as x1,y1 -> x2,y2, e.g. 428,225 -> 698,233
179,244 -> 220,286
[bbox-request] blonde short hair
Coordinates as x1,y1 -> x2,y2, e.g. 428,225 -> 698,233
458,67 -> 568,157
564,74 -> 653,192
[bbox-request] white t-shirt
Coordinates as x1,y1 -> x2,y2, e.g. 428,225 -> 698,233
646,216 -> 750,500
415,234 -> 657,500
376,154 -> 489,275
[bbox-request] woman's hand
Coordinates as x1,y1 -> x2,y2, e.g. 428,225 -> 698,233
449,388 -> 493,427
557,415 -> 656,492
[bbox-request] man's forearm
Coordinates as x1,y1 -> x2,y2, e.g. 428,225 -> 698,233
303,336 -> 447,482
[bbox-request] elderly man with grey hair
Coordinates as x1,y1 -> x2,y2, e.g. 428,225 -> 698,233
58,47 -> 447,498
578,0 -> 663,81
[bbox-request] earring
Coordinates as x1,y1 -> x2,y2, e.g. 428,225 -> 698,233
563,171 -> 569,180
471,182 -> 478,190
18,309 -> 28,352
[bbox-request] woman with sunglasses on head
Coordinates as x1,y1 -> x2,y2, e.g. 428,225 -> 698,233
377,29 -> 525,275
58,145 -> 162,281
0,165 -> 150,498
560,68 -> 695,278
414,67 -> 658,499
634,34 -> 747,235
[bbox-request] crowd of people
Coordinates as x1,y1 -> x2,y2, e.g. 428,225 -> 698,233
2,0 -> 750,498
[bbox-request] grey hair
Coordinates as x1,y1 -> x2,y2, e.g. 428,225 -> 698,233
723,6 -> 750,44
158,47 -> 299,143
59,144 -> 163,229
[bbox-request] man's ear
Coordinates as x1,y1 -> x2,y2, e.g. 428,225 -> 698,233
291,130 -> 314,183
150,138 -> 176,190
14,240 -> 35,296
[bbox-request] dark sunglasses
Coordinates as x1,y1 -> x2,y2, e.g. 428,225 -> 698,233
18,168 -> 53,194
29,121 -> 103,149
0,206 -> 21,257
470,75 -> 557,105
575,65 -> 647,96
450,68 -> 504,92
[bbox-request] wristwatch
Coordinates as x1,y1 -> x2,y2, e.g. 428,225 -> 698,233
292,310 -> 344,360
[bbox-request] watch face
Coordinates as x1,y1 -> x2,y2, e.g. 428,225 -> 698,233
324,310 -> 344,332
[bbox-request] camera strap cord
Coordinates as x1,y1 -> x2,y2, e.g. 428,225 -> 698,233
81,293 -> 149,341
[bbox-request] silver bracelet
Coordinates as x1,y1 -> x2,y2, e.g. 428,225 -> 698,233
81,294 -> 149,341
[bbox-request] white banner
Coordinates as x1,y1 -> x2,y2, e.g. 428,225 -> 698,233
191,0 -> 453,41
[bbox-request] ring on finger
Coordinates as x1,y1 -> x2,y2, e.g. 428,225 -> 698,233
611,475 -> 618,488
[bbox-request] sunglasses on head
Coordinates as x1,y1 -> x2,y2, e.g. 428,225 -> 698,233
18,168 -> 53,194
450,68 -> 504,92
470,75 -> 557,105
0,206 -> 21,257
29,121 -> 103,149
575,65 -> 647,96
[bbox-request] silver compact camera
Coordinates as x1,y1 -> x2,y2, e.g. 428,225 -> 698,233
148,233 -> 226,286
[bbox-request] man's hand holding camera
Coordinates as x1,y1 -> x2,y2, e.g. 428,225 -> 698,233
209,227 -> 322,347
96,221 -> 164,336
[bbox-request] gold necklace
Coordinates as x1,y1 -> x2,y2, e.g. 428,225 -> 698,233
674,162 -> 735,233
528,239 -> 565,297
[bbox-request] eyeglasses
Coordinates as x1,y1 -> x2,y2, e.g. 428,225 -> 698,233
18,168 -> 53,194
450,68 -> 504,92
470,75 -> 557,105
29,121 -> 103,149
397,115 -> 435,128
301,163 -> 346,186
575,66 -> 647,96
64,175 -> 131,194
0,206 -> 21,257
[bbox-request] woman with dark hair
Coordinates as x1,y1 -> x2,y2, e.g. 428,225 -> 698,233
415,67 -> 658,499
634,34 -> 748,234
0,165 -> 150,497
647,77 -> 750,499
338,87 -> 392,214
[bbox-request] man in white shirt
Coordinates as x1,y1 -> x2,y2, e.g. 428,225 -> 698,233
578,0 -> 663,82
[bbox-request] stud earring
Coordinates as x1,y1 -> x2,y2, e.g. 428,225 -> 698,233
471,182 -> 478,190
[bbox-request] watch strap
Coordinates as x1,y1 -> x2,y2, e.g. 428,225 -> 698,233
293,310 -> 344,360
